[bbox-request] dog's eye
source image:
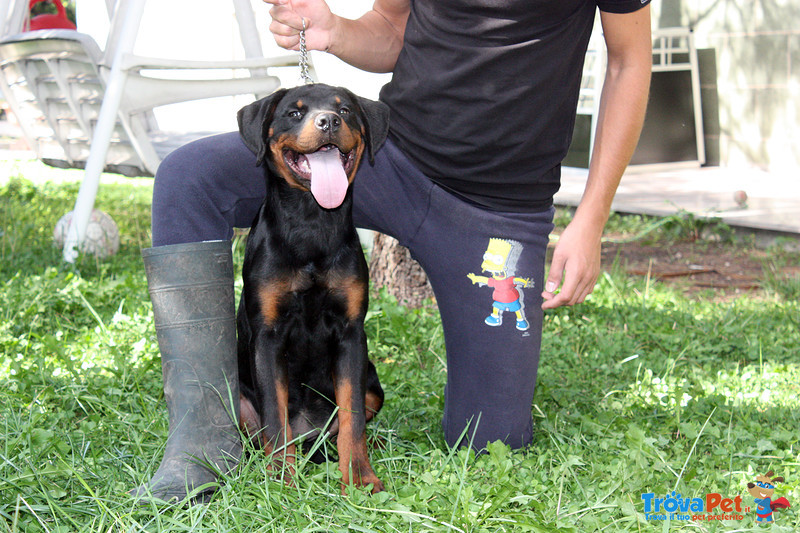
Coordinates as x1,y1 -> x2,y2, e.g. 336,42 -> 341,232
338,106 -> 350,115
288,110 -> 302,119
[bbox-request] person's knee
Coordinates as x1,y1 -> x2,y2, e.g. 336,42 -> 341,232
152,141 -> 233,246
155,144 -> 212,203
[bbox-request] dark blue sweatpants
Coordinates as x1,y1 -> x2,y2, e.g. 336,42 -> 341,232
152,132 -> 554,450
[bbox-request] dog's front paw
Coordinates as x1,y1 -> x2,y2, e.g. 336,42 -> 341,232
341,460 -> 384,494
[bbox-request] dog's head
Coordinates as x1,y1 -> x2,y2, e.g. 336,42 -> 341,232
747,471 -> 784,500
238,84 -> 389,209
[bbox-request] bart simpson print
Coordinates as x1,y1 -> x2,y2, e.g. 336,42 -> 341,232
467,238 -> 533,331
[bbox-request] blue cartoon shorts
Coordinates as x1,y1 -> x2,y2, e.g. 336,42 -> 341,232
493,300 -> 522,313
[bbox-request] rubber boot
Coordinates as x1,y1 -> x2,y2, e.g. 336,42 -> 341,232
132,240 -> 241,503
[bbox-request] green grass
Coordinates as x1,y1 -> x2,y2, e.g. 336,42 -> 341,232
2,160 -> 800,531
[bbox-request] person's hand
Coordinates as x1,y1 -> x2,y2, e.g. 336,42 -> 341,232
263,0 -> 337,52
541,217 -> 602,309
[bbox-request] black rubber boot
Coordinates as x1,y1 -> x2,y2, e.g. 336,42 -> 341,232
132,240 -> 241,503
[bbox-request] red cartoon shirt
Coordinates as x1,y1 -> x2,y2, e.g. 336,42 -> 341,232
487,277 -> 519,303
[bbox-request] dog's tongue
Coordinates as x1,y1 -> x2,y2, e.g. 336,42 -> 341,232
306,149 -> 348,209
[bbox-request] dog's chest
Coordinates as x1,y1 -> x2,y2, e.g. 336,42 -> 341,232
255,260 -> 363,330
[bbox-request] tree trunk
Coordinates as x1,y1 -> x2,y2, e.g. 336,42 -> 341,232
368,233 -> 434,308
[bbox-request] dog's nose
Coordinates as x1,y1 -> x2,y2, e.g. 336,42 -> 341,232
314,113 -> 341,133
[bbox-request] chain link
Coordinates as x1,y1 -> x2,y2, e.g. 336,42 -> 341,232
299,18 -> 313,85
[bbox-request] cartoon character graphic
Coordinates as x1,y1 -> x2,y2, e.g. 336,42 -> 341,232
747,471 -> 791,523
467,238 -> 533,331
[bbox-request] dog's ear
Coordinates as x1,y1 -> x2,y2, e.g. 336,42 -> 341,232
238,89 -> 288,165
345,89 -> 390,164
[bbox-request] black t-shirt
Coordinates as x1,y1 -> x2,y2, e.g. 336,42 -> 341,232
379,0 -> 651,212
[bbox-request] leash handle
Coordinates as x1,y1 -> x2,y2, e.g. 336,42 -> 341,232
299,18 -> 314,85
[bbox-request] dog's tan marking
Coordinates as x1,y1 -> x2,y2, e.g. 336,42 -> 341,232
270,135 -> 309,191
365,390 -> 383,423
342,277 -> 366,321
273,376 -> 296,467
334,377 -> 383,493
251,377 -> 295,482
334,378 -> 354,477
257,279 -> 291,326
345,142 -> 365,184
258,272 -> 317,326
326,273 -> 366,321
297,120 -> 325,147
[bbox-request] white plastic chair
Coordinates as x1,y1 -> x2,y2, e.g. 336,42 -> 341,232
0,0 -> 311,262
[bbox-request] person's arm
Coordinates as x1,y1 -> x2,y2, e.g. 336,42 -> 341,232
542,5 -> 651,310
264,0 -> 410,73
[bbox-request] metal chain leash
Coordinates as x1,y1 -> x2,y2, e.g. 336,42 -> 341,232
299,18 -> 314,85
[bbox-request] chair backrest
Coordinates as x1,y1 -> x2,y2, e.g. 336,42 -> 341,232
0,29 -> 154,175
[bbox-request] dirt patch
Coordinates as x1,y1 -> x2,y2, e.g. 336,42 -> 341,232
599,238 -> 779,298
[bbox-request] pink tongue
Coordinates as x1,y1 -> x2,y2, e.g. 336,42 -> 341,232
306,150 -> 348,209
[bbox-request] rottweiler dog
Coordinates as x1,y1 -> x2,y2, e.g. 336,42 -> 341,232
236,84 -> 390,493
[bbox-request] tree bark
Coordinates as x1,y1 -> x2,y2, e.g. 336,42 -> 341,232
368,233 -> 434,308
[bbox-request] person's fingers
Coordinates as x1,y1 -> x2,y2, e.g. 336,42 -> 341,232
269,3 -> 305,29
266,0 -> 335,52
542,272 -> 578,309
541,255 -> 598,309
267,4 -> 306,50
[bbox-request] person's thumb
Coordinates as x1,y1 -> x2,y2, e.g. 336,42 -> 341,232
544,253 -> 565,296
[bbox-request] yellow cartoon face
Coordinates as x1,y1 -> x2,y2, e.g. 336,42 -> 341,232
481,238 -> 513,274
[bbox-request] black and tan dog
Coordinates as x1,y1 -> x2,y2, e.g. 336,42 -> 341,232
236,84 -> 389,493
